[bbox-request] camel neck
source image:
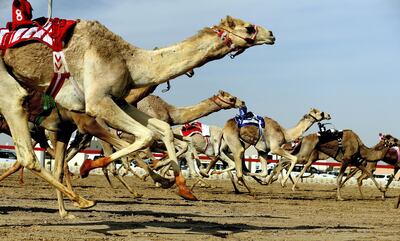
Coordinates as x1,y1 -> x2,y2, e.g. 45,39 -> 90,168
284,115 -> 315,142
360,142 -> 390,161
169,97 -> 222,125
125,28 -> 231,87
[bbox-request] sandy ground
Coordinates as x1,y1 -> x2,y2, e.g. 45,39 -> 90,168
0,171 -> 399,241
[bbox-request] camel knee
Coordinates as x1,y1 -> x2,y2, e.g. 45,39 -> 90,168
136,129 -> 154,147
150,119 -> 174,141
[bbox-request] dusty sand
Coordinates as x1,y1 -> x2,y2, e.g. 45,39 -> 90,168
0,171 -> 399,241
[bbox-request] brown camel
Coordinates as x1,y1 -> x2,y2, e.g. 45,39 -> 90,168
290,130 -> 398,200
222,108 -> 331,194
0,16 -> 275,205
340,144 -> 400,199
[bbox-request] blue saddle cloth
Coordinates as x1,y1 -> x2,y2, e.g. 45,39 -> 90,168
234,112 -> 265,129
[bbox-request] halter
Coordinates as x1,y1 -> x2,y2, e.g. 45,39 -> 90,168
211,95 -> 236,108
212,25 -> 259,59
308,113 -> 321,122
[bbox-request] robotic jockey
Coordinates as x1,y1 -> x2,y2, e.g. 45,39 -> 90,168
8,0 -> 33,30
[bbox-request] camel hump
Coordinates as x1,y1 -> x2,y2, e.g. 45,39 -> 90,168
239,125 -> 261,145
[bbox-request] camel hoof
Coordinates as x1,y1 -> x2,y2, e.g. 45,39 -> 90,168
336,197 -> 344,201
199,170 -> 210,178
158,178 -> 175,189
60,212 -> 78,219
79,159 -> 92,178
73,197 -> 96,209
178,186 -> 198,201
133,193 -> 144,198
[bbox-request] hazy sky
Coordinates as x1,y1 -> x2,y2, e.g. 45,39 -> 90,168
0,0 -> 399,146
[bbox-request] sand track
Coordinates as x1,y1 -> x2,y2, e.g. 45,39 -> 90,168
0,172 -> 399,240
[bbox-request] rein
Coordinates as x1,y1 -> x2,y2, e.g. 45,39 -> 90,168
211,95 -> 236,108
212,25 -> 259,59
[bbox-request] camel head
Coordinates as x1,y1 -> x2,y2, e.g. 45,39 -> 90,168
211,90 -> 246,109
214,16 -> 275,51
379,133 -> 399,148
306,108 -> 331,122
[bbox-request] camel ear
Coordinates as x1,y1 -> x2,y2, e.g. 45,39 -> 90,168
223,15 -> 236,28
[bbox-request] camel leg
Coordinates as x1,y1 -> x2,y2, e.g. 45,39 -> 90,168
227,170 -> 240,194
340,168 -> 359,188
356,173 -> 368,199
200,156 -> 218,178
18,166 -> 24,185
383,167 -> 399,195
0,161 -> 23,183
223,131 -> 249,187
103,167 -> 115,188
337,161 -> 350,201
246,152 -> 269,178
53,131 -> 77,219
395,194 -> 400,209
266,160 -> 289,185
292,161 -> 312,191
270,145 -> 298,187
356,164 -> 384,198
75,114 -> 174,189
184,149 -> 199,178
101,142 -> 141,197
77,102 -> 188,199
0,67 -> 94,208
111,169 -> 143,198
119,103 -> 197,201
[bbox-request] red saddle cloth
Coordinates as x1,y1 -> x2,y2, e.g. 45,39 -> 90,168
181,122 -> 203,137
0,17 -> 76,52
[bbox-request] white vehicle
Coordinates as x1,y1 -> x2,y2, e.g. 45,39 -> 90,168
0,150 -> 17,165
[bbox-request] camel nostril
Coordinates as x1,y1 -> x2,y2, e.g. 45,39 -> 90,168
269,31 -> 274,36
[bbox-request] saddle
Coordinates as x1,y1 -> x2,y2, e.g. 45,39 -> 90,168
1,17 -> 76,52
234,111 -> 265,129
1,17 -> 78,125
317,124 -> 343,146
181,121 -> 210,137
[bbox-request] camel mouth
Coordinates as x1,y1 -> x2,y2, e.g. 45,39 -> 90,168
263,37 -> 276,45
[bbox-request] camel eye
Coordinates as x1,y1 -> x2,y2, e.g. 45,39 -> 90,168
246,25 -> 256,34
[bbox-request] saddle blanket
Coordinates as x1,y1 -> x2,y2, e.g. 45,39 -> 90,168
0,17 -> 76,52
181,122 -> 210,137
234,112 -> 265,129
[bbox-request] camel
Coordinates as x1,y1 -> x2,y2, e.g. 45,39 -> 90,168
0,16 -> 275,204
222,108 -> 331,194
137,90 -> 245,125
340,144 -> 400,199
289,130 -> 398,200
266,139 -> 329,187
104,89 -> 245,184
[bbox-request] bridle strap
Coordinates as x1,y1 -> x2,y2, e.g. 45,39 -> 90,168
308,113 -> 320,122
211,95 -> 236,108
212,25 -> 259,58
